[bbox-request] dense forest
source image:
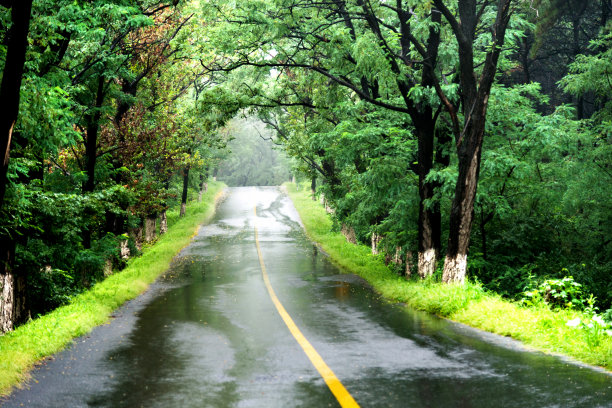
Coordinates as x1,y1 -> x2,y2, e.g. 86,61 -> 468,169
0,0 -> 611,334
0,0 -> 237,333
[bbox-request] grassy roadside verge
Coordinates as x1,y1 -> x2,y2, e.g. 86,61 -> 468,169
285,183 -> 612,371
0,182 -> 225,397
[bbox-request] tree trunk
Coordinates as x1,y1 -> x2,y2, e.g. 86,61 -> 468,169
180,166 -> 189,217
0,237 -> 26,334
120,238 -> 130,259
311,176 -> 316,200
198,174 -> 206,202
0,1 -> 34,333
435,0 -> 512,283
130,221 -> 144,251
145,214 -> 157,243
341,224 -> 357,244
0,0 -> 33,210
416,122 -> 441,279
83,76 -> 105,193
0,238 -> 15,333
371,232 -> 382,255
386,247 -> 403,266
405,251 -> 414,278
159,210 -> 168,235
442,137 -> 483,283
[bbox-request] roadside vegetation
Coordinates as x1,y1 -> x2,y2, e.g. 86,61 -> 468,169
286,183 -> 612,371
1,0 -> 611,395
0,182 -> 224,397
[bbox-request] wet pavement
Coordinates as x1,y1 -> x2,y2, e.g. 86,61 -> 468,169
3,187 -> 611,407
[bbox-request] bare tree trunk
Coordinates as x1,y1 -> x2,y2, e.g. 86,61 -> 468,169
341,224 -> 357,244
145,214 -> 157,243
371,232 -> 382,255
159,210 -> 168,235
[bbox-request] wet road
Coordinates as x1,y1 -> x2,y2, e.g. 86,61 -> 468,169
3,187 -> 611,407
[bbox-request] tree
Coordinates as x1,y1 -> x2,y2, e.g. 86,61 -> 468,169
0,0 -> 33,333
429,0 -> 514,282
200,0 -> 459,277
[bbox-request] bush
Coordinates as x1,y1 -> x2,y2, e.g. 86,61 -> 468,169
27,268 -> 79,317
522,275 -> 588,309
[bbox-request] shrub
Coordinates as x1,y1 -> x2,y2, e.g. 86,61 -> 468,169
522,275 -> 587,310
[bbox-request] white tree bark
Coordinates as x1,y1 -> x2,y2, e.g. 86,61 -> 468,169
418,248 -> 437,278
0,272 -> 14,333
145,215 -> 157,242
159,210 -> 168,235
442,253 -> 467,283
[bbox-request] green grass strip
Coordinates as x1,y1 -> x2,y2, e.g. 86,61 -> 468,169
285,183 -> 612,371
0,182 -> 226,397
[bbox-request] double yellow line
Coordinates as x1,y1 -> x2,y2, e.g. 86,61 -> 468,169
253,207 -> 360,408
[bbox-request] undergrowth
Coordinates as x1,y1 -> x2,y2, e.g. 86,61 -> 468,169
0,182 -> 225,397
285,183 -> 612,371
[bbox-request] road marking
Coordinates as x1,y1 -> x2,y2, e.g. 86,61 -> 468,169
253,207 -> 360,408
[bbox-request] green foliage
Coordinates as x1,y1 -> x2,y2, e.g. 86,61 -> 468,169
566,298 -> 612,348
522,275 -> 588,310
27,268 -> 77,316
287,182 -> 612,370
0,182 -> 225,397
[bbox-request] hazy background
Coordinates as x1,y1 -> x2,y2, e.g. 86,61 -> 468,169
216,117 -> 292,186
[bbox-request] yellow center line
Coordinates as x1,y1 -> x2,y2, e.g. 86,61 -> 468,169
253,207 -> 360,408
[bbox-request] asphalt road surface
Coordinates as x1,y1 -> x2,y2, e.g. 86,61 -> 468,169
3,187 -> 611,407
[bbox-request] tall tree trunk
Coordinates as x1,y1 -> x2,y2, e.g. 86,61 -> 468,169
416,122 -> 441,278
442,126 -> 484,283
417,126 -> 452,277
435,0 -> 513,283
0,0 -> 33,334
180,166 -> 190,217
0,0 -> 33,209
81,76 -> 105,249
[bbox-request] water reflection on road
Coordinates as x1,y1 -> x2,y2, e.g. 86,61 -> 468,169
3,187 -> 611,408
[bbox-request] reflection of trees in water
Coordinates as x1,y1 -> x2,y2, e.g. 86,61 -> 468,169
217,117 -> 291,186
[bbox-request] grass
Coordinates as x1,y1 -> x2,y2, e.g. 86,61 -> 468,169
0,182 -> 225,397
285,182 -> 612,371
